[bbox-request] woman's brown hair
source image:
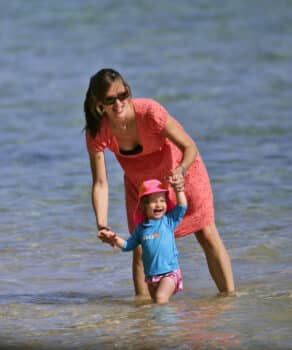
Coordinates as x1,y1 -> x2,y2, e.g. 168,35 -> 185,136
84,68 -> 131,138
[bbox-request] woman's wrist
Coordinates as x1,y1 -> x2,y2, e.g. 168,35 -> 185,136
180,164 -> 186,176
98,224 -> 109,230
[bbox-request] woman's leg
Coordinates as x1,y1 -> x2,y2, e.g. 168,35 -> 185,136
195,223 -> 235,294
132,245 -> 150,297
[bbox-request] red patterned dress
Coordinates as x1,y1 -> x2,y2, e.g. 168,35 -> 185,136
86,98 -> 214,237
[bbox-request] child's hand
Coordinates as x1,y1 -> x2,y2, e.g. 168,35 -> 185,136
97,228 -> 117,247
168,170 -> 184,192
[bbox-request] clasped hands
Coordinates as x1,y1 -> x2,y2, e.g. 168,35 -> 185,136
97,226 -> 117,246
168,167 -> 185,192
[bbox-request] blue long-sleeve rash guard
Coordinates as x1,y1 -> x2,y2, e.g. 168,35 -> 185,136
123,205 -> 187,276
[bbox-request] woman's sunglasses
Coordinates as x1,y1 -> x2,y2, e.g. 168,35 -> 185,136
102,90 -> 130,105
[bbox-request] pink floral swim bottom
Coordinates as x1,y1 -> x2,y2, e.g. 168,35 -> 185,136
145,268 -> 183,293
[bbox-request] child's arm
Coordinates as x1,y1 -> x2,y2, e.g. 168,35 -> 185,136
98,229 -> 125,249
170,174 -> 187,206
98,226 -> 141,251
175,186 -> 187,206
112,235 -> 125,249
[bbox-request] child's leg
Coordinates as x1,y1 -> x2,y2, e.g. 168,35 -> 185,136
155,277 -> 176,304
147,283 -> 158,301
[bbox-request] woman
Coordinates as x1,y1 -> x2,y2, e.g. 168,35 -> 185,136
84,68 -> 235,296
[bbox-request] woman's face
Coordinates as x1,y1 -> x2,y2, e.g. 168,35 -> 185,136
144,192 -> 167,220
99,79 -> 131,123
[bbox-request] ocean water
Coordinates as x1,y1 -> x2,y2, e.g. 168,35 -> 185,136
1,1 -> 292,349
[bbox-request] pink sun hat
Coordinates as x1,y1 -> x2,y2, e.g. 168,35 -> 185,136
133,179 -> 175,225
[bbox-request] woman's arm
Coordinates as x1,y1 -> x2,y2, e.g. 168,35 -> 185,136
88,151 -> 109,230
162,115 -> 197,176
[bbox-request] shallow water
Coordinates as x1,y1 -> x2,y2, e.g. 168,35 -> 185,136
1,1 -> 292,349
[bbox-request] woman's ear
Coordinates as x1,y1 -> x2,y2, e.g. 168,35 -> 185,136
96,105 -> 104,115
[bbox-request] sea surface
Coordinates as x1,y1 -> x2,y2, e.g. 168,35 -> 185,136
1,1 -> 292,349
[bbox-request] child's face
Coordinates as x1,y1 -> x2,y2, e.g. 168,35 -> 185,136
143,192 -> 167,220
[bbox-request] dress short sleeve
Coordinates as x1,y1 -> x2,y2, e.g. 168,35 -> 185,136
85,126 -> 112,153
133,98 -> 169,134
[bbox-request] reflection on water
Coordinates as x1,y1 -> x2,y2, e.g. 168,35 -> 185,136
1,294 -> 242,350
2,289 -> 290,349
1,279 -> 292,349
